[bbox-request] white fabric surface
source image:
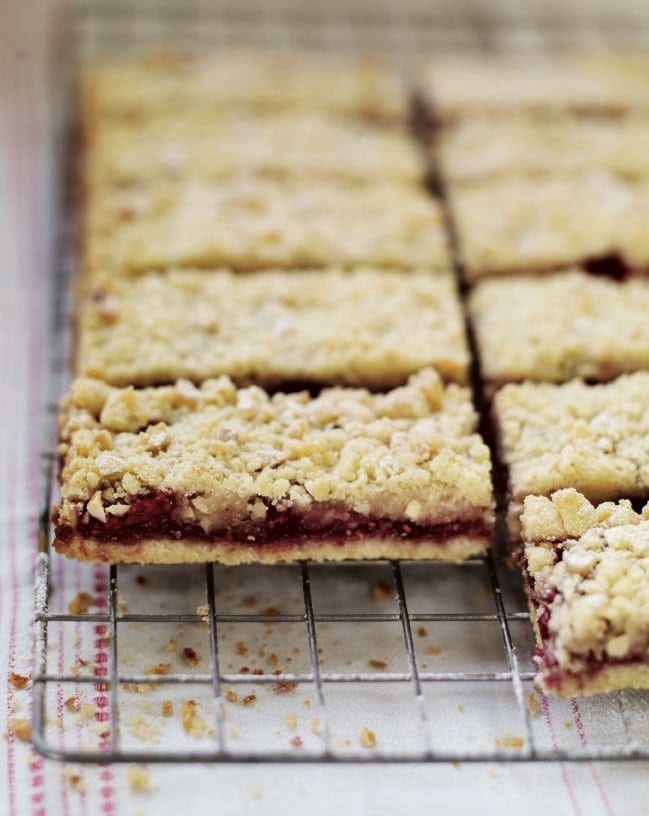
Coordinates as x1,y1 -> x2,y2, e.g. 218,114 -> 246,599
2,2 -> 649,814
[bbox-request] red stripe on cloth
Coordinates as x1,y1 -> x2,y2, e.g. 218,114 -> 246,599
93,565 -> 116,815
541,695 -> 582,816
570,700 -> 615,816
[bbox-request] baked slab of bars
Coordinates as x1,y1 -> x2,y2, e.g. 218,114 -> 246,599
77,267 -> 470,389
448,171 -> 649,282
437,115 -> 649,184
469,269 -> 649,386
493,374 -> 649,540
421,54 -> 649,123
85,111 -> 424,187
521,489 -> 649,696
82,52 -> 408,123
83,177 -> 451,275
52,370 -> 495,565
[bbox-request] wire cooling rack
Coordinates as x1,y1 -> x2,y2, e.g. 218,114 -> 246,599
32,0 -> 649,764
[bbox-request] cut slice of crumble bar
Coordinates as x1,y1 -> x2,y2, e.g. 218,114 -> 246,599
469,269 -> 649,386
52,370 -> 494,565
77,267 -> 469,389
448,171 -> 649,282
436,115 -> 649,184
522,489 -> 649,696
421,54 -> 649,123
83,176 -> 450,275
82,52 -> 408,123
85,111 -> 424,187
492,374 -> 649,541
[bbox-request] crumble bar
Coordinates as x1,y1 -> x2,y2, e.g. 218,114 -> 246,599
522,489 -> 649,696
52,370 -> 495,564
436,115 -> 649,184
85,111 -> 424,187
448,171 -> 649,281
77,267 -> 469,388
81,52 -> 408,123
469,269 -> 649,385
83,176 -> 450,275
493,373 -> 649,540
421,54 -> 649,123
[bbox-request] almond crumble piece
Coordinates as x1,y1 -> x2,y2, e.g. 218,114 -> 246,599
67,592 -> 94,615
8,673 -> 28,690
359,727 -> 377,748
494,732 -> 525,749
160,700 -> 173,717
126,765 -> 151,792
181,647 -> 200,667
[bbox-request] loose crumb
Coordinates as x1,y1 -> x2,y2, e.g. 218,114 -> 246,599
145,662 -> 172,676
181,647 -> 200,667
273,681 -> 297,695
127,714 -> 160,744
67,592 -> 94,615
8,673 -> 28,690
525,692 -> 543,718
180,700 -> 208,738
285,712 -> 298,731
226,691 -> 238,704
127,765 -> 151,792
416,626 -> 428,638
161,700 -> 173,717
242,694 -> 257,707
494,732 -> 525,750
6,718 -> 31,743
163,638 -> 178,653
371,580 -> 392,602
368,659 -> 388,670
64,696 -> 80,713
457,704 -> 465,713
63,769 -> 84,792
359,727 -> 377,749
80,702 -> 96,721
236,641 -> 249,657
196,604 -> 209,620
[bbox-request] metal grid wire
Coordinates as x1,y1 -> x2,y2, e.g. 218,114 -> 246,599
32,0 -> 649,764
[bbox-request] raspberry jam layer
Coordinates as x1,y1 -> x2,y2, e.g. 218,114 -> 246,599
56,490 -> 491,547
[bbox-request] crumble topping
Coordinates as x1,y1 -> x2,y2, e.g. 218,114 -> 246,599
522,491 -> 649,683
448,171 -> 649,280
422,54 -> 649,122
54,370 -> 494,537
84,176 -> 451,275
494,373 -> 649,508
469,270 -> 649,384
359,727 -> 377,748
82,52 -> 408,122
86,110 -> 423,187
78,267 -> 469,388
437,115 -> 649,183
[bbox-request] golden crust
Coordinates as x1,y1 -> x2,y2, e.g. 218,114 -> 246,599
53,533 -> 489,566
494,373 -> 649,510
81,52 -> 408,122
437,115 -> 649,184
422,53 -> 649,122
448,171 -> 649,281
77,267 -> 469,388
84,176 -> 450,275
85,110 -> 423,187
469,269 -> 649,384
